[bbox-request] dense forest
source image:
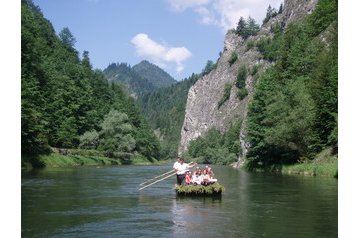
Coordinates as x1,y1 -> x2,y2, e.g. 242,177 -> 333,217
138,73 -> 200,160
103,60 -> 176,97
21,0 -> 160,163
246,0 -> 337,168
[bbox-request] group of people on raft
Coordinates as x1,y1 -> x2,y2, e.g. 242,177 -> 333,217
173,157 -> 218,186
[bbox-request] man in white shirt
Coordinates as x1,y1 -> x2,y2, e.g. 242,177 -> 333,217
173,157 -> 192,185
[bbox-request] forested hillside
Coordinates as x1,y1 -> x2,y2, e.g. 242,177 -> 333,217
132,60 -> 176,89
246,0 -> 337,168
21,0 -> 160,161
103,62 -> 155,96
138,73 -> 200,159
182,0 -> 337,170
103,60 -> 176,97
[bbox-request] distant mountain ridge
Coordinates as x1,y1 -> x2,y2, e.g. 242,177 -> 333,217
103,60 -> 176,96
133,60 -> 176,88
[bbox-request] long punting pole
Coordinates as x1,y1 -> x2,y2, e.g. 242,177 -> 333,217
139,169 -> 176,187
138,162 -> 195,190
138,172 -> 177,190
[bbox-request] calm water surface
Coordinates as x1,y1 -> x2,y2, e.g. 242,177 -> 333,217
22,165 -> 337,237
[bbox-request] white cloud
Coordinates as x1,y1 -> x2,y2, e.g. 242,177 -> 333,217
131,33 -> 192,74
213,0 -> 251,31
195,7 -> 215,25
167,0 -> 282,32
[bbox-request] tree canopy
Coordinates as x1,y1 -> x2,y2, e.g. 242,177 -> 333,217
21,0 -> 160,161
246,0 -> 338,168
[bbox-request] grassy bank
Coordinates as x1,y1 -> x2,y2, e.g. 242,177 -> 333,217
22,149 -> 163,169
281,149 -> 338,178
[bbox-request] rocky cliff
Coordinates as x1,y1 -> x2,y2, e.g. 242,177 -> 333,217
178,0 -> 318,164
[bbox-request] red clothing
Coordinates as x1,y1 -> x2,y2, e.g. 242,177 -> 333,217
185,174 -> 192,184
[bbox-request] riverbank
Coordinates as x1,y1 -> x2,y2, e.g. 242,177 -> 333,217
21,149 -> 164,170
281,149 -> 338,178
233,148 -> 338,178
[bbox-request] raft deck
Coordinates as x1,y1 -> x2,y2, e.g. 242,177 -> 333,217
175,183 -> 224,196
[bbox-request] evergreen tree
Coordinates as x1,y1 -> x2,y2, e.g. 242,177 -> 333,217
59,27 -> 76,50
21,0 -> 161,160
246,0 -> 338,168
236,16 -> 260,39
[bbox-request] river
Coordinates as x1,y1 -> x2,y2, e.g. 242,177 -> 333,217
22,164 -> 337,237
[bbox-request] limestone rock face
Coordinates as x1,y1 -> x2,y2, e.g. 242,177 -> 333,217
178,0 -> 318,160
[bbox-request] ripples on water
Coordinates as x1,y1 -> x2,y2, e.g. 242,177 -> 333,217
22,165 -> 337,238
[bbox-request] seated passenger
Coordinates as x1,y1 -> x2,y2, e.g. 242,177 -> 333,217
201,169 -> 211,186
192,171 -> 202,185
185,171 -> 192,185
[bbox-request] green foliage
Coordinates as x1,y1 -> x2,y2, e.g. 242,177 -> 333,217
235,65 -> 247,88
250,64 -> 259,76
59,27 -> 76,50
236,16 -> 260,39
21,0 -> 160,160
262,5 -> 280,25
103,62 -> 156,96
238,88 -> 248,100
235,65 -> 249,99
246,40 -> 255,51
255,24 -> 283,62
281,149 -> 338,177
138,73 -> 199,160
103,60 -> 176,96
228,52 -> 238,66
202,60 -> 217,76
218,83 -> 232,109
132,60 -> 176,88
187,121 -> 242,165
246,0 -> 338,169
175,183 -> 225,195
97,110 -> 135,158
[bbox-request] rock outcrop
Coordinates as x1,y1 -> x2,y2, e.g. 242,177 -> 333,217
178,0 -> 318,165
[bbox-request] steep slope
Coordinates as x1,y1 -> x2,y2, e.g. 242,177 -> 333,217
178,0 -> 319,161
21,0 -> 160,160
138,74 -> 199,159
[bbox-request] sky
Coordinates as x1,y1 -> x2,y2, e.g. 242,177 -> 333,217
32,0 -> 282,80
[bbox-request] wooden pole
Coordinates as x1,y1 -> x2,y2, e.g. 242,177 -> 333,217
138,172 -> 177,190
139,169 -> 176,187
138,162 -> 196,191
139,162 -> 195,187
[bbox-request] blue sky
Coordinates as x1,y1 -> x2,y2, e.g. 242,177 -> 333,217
32,0 -> 282,80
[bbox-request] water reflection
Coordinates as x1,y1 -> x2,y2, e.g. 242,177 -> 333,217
171,196 -> 222,238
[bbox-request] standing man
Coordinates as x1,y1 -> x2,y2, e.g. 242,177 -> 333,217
173,157 -> 194,185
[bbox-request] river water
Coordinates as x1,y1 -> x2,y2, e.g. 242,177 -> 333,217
22,164 -> 337,238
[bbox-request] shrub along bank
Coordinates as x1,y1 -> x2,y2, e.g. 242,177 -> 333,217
21,149 -> 160,169
281,148 -> 338,178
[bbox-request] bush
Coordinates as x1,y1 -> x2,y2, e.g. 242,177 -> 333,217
218,83 -> 232,109
250,65 -> 259,76
238,88 -> 248,100
228,52 -> 238,66
235,65 -> 247,88
187,122 -> 241,165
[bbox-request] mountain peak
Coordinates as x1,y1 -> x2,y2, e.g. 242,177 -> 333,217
133,60 -> 177,88
103,60 -> 176,96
